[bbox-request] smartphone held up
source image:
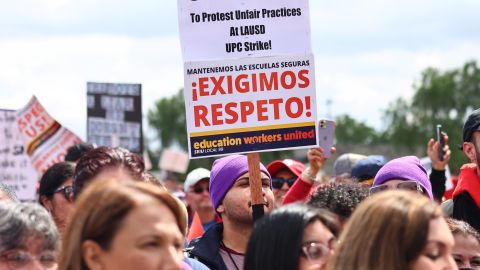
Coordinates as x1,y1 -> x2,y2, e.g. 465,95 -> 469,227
318,120 -> 335,158
436,124 -> 445,161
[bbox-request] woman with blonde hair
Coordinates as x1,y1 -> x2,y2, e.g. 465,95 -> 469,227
327,190 -> 457,270
59,179 -> 188,270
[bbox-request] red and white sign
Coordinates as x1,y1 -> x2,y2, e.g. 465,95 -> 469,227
16,96 -> 82,174
183,54 -> 317,158
178,0 -> 317,158
185,54 -> 315,132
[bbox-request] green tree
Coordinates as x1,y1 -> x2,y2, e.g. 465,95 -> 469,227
148,89 -> 188,150
335,114 -> 383,144
382,60 -> 480,173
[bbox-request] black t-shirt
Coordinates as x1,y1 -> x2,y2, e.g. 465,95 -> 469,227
453,191 -> 480,231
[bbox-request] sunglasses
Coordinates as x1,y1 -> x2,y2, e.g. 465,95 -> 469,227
192,186 -> 209,194
53,186 -> 74,201
271,177 -> 296,189
369,180 -> 423,196
300,241 -> 332,262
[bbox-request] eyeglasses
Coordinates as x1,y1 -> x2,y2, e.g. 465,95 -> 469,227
271,177 -> 296,189
192,186 -> 209,194
369,180 -> 423,196
53,185 -> 74,201
0,249 -> 57,270
300,241 -> 332,262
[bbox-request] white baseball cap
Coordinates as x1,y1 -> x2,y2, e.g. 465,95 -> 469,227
184,168 -> 211,192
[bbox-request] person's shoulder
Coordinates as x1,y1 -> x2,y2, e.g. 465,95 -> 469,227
185,231 -> 224,270
454,191 -> 478,206
188,223 -> 223,248
184,257 -> 211,270
453,192 -> 480,231
187,237 -> 201,249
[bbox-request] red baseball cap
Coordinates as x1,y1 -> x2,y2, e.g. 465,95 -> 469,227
267,159 -> 305,178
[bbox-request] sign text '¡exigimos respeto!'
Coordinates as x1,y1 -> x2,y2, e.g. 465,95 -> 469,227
190,69 -> 313,128
189,8 -> 302,23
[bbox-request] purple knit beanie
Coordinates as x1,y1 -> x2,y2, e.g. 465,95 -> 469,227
209,155 -> 271,214
373,156 -> 433,200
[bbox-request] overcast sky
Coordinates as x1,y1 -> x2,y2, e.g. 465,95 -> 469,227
0,0 -> 479,142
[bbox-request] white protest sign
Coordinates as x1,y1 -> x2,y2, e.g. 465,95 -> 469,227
16,96 -> 82,174
184,54 -> 317,158
178,0 -> 317,158
178,0 -> 311,61
0,109 -> 37,201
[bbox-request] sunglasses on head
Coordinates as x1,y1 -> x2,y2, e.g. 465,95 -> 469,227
53,185 -> 74,201
300,241 -> 332,262
369,180 -> 423,196
192,186 -> 209,194
271,177 -> 296,189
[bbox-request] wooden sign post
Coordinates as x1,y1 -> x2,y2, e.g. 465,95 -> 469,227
247,152 -> 264,222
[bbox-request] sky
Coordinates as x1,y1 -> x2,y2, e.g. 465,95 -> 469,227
0,0 -> 479,145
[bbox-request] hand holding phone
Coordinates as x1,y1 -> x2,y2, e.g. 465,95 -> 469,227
318,120 -> 336,158
436,124 -> 445,161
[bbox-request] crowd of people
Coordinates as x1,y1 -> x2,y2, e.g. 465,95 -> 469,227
1,108 -> 480,270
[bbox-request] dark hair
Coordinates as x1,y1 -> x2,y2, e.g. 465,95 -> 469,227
308,183 -> 369,222
39,162 -> 75,201
244,203 -> 339,270
73,147 -> 145,198
143,171 -> 165,188
0,202 -> 59,254
64,143 -> 95,162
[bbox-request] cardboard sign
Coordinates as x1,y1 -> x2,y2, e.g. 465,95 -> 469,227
87,82 -> 143,153
15,96 -> 82,175
184,54 -> 317,158
0,109 -> 37,201
159,148 -> 190,174
178,0 -> 311,61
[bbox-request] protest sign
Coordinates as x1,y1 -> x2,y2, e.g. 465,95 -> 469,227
87,82 -> 143,153
178,0 -> 311,61
179,0 -> 317,158
158,148 -> 190,174
0,109 -> 37,201
179,0 -> 315,221
184,54 -> 317,158
15,96 -> 82,175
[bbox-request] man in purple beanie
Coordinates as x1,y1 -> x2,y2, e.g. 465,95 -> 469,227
186,154 -> 274,270
370,156 -> 434,200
